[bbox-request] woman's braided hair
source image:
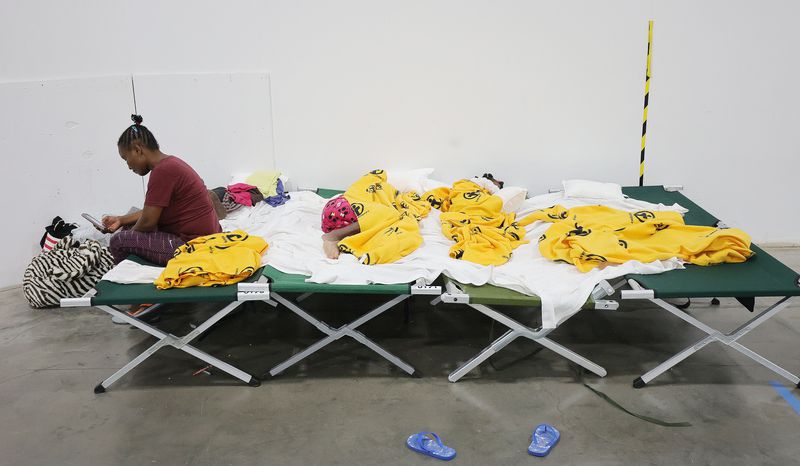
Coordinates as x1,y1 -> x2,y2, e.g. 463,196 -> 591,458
117,114 -> 159,150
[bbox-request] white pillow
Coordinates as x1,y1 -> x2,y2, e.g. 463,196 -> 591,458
387,168 -> 435,194
228,172 -> 251,186
562,179 -> 625,200
496,186 -> 528,212
420,177 -> 448,193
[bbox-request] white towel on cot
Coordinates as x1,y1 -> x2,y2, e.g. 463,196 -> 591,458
101,259 -> 163,284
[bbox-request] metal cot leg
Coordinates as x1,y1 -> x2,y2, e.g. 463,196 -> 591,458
268,293 -> 417,377
448,303 -> 607,382
93,302 -> 260,392
632,296 -> 799,388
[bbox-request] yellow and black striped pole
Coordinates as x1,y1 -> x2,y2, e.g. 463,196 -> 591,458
640,20 -> 653,186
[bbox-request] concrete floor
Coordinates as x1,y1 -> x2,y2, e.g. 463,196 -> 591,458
1,248 -> 799,465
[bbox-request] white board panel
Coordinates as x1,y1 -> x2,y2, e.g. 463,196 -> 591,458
0,76 -> 139,288
131,73 -> 274,189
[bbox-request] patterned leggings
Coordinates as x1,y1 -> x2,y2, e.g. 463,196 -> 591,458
109,228 -> 185,266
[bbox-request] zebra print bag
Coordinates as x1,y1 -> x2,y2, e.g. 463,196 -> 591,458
23,236 -> 115,308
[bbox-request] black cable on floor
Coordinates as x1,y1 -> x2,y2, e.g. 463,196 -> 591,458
576,367 -> 691,428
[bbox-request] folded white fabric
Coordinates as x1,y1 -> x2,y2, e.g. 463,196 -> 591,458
562,179 -> 625,200
495,186 -> 528,213
101,259 -> 164,285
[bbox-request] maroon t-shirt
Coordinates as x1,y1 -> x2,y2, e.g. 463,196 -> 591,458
144,156 -> 221,241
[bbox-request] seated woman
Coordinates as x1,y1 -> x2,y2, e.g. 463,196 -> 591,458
102,115 -> 221,265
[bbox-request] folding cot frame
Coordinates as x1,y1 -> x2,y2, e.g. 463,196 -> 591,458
434,185 -> 799,388
61,268 -> 441,391
60,187 -> 442,392
255,187 -> 439,379
60,269 -> 271,393
61,186 -> 799,391
435,279 -> 619,382
303,188 -> 619,382
622,280 -> 797,388
262,266 -> 440,378
617,185 -> 800,389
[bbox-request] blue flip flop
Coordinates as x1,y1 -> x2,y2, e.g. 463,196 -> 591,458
406,432 -> 456,461
528,424 -> 560,457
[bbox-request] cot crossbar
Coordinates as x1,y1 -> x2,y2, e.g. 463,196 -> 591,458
440,281 -> 612,382
624,279 -> 799,388
92,301 -> 260,393
266,293 -> 418,377
445,302 -> 607,382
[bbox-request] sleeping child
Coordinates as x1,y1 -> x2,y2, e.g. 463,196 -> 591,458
320,169 -> 431,264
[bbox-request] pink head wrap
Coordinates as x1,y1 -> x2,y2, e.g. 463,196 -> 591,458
321,196 -> 359,233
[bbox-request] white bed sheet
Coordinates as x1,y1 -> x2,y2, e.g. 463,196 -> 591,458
220,183 -> 688,329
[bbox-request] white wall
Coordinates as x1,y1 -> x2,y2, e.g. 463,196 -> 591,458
132,73 -> 274,188
647,1 -> 799,244
1,0 -> 799,287
0,77 -> 138,288
266,1 -> 651,192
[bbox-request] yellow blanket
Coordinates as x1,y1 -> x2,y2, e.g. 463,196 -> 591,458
525,205 -> 753,272
155,230 -> 268,289
337,170 -> 431,265
425,179 -> 527,266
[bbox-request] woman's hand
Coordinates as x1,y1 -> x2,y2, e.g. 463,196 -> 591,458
102,215 -> 122,233
323,239 -> 341,259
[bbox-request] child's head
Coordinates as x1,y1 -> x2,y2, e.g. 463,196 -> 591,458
117,114 -> 160,176
321,196 -> 359,233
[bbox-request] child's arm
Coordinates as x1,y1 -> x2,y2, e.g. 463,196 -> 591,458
322,222 -> 361,242
322,223 -> 361,259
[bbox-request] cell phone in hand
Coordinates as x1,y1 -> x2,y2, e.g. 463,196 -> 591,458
82,213 -> 109,233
